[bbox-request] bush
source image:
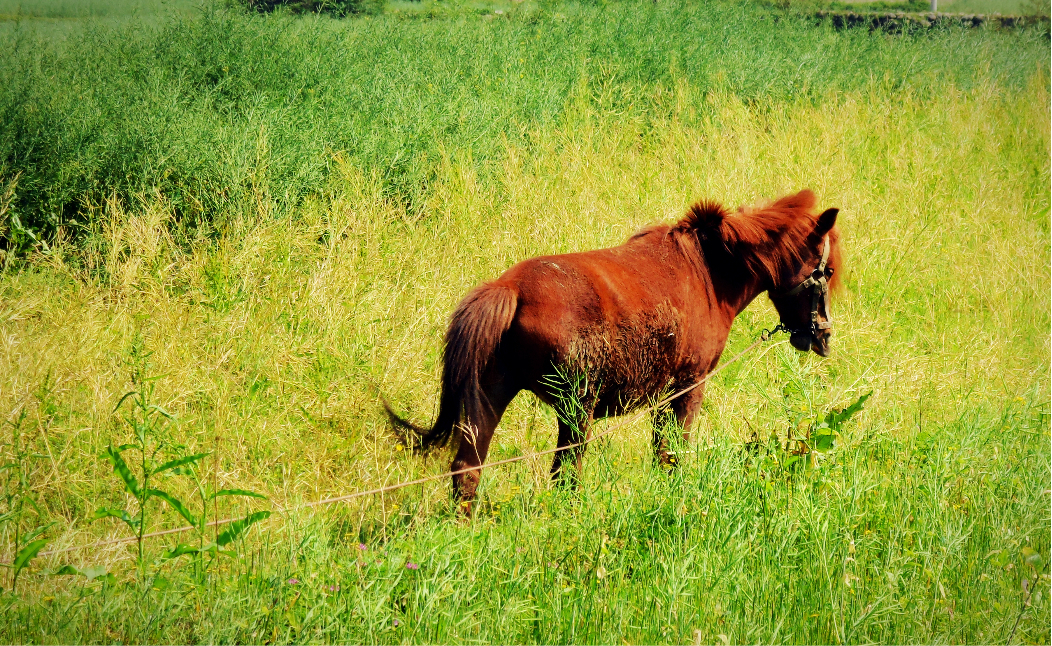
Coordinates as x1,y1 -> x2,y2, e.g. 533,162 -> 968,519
236,0 -> 385,16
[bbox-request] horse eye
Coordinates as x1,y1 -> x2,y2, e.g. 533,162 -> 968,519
825,267 -> 835,277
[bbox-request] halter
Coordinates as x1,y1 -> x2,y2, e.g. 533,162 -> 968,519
772,236 -> 832,339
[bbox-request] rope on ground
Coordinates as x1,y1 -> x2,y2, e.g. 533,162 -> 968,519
37,332 -> 778,559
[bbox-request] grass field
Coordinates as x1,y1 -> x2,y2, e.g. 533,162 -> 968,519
0,0 -> 199,40
0,0 -> 1049,643
828,0 -> 1044,14
0,0 -> 1046,19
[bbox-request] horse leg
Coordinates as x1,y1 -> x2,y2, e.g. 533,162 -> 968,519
449,382 -> 516,516
672,384 -> 705,442
549,408 -> 594,488
651,405 -> 676,468
652,384 -> 706,468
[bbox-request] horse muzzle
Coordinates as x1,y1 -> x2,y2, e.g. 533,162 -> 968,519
790,331 -> 811,353
790,329 -> 831,357
811,332 -> 831,357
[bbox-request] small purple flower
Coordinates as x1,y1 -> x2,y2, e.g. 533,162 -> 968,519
358,543 -> 367,551
393,619 -> 400,627
287,578 -> 299,585
406,561 -> 419,570
327,585 -> 340,592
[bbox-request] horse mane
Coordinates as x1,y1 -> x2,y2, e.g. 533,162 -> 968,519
670,189 -> 842,290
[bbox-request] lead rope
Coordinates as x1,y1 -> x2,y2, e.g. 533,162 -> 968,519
36,327 -> 788,558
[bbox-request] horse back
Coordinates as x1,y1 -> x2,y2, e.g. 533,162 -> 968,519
494,228 -> 730,411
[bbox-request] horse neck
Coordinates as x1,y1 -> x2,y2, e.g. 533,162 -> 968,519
680,231 -> 771,328
706,265 -> 769,324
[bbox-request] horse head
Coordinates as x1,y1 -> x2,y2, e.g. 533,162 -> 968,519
767,207 -> 840,357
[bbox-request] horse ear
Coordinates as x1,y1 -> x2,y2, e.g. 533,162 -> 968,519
816,208 -> 838,235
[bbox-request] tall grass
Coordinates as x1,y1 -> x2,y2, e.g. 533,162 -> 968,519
0,0 -> 1047,244
0,0 -> 198,19
0,1 -> 1049,643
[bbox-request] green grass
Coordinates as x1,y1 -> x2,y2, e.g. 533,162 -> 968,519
0,1 -> 1047,243
785,0 -> 1045,14
0,0 -> 198,18
0,0 -> 201,46
825,0 -> 932,12
940,0 -> 1043,14
0,0 -> 1049,643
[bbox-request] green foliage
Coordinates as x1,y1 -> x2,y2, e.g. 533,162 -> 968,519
539,367 -> 595,433
0,1 -> 1047,250
0,173 -> 48,272
0,407 -> 51,593
11,539 -> 47,574
770,353 -> 873,467
52,564 -> 114,585
761,0 -> 1039,13
215,511 -> 271,548
0,0 -> 200,19
92,338 -> 270,577
1021,0 -> 1051,16
92,341 -> 171,566
824,0 -> 930,11
813,390 -> 871,451
156,452 -> 270,569
236,0 -> 385,16
750,388 -> 872,476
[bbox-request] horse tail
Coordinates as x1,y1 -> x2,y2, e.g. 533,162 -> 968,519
384,282 -> 518,452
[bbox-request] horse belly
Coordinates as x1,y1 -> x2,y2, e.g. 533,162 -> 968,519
559,301 -> 687,415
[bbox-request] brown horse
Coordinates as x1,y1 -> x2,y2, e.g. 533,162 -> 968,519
385,189 -> 842,511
